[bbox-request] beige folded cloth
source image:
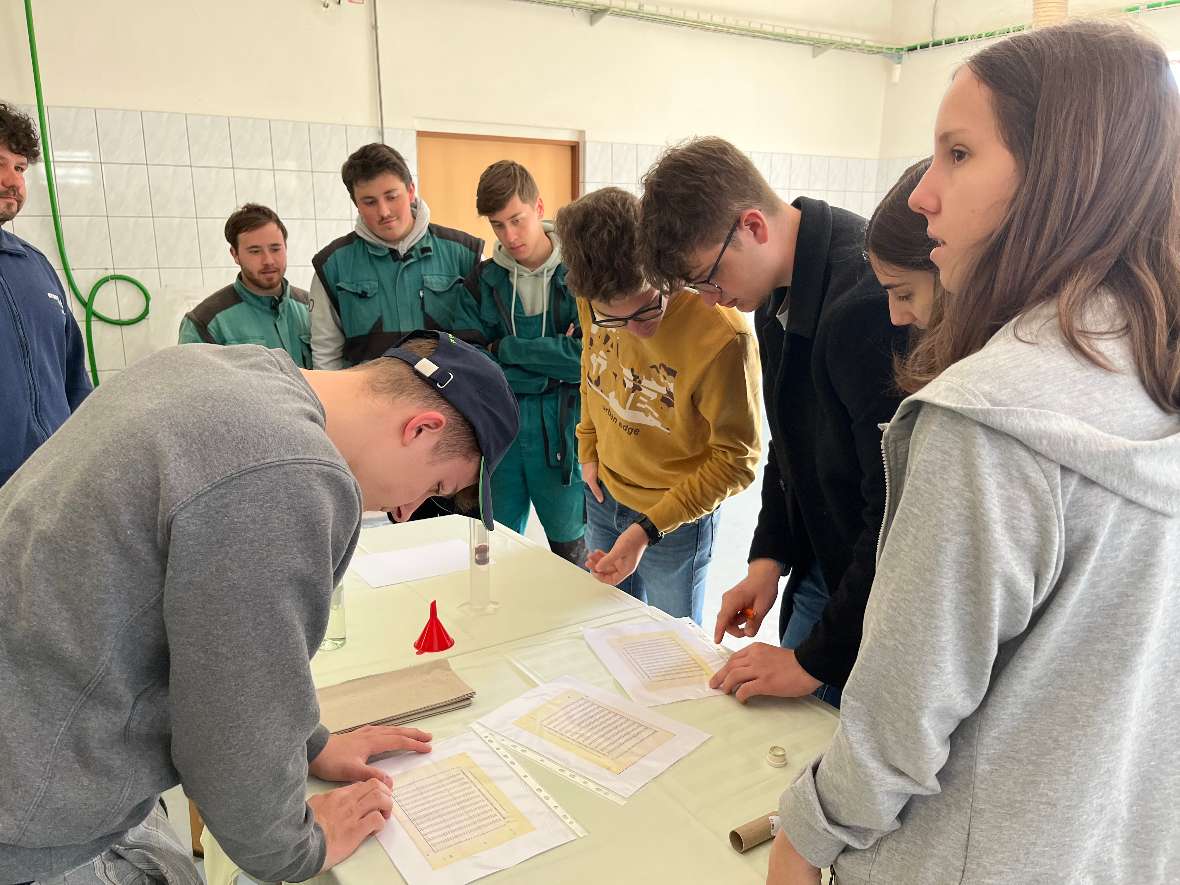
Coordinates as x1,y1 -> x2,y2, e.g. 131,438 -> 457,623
316,658 -> 475,734
729,812 -> 776,853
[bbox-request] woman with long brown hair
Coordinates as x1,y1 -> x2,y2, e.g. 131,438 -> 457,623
769,19 -> 1180,885
866,157 -> 940,329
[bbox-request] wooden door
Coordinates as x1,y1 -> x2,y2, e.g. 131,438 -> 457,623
416,133 -> 579,257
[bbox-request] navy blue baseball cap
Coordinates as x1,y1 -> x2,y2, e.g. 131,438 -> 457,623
383,330 -> 519,531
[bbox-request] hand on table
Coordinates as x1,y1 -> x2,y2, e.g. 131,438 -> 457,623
308,726 -> 432,870
585,523 -> 648,586
710,644 -> 821,702
767,830 -> 822,885
310,779 -> 393,872
309,725 -> 432,785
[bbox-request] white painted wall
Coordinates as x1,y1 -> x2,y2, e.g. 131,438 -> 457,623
1,0 -> 892,158
382,0 -> 890,156
876,43 -> 969,160
670,0 -> 894,40
887,0 -> 1148,43
6,1 -> 1180,187
0,0 -> 379,124
878,4 -> 1180,160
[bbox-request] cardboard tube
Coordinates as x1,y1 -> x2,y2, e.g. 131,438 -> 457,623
729,812 -> 775,853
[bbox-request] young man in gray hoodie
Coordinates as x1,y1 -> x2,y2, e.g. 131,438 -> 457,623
0,332 -> 519,884
467,160 -> 586,564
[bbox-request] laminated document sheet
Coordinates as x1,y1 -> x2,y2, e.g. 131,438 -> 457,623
351,539 -> 470,588
476,676 -> 709,799
374,732 -> 576,885
583,619 -> 728,706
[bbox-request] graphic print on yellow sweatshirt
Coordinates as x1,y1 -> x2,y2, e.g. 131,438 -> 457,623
585,336 -> 677,434
576,292 -> 762,533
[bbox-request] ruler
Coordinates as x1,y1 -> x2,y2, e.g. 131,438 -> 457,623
471,721 -> 626,811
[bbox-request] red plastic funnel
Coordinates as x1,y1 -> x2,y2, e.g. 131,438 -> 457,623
413,600 -> 455,654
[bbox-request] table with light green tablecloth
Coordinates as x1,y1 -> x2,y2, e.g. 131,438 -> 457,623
202,516 -> 839,885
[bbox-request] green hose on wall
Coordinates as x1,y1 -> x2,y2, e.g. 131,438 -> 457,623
23,0 -> 152,386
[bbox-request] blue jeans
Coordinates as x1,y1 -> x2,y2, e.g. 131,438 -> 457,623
584,484 -> 717,624
781,559 -> 843,709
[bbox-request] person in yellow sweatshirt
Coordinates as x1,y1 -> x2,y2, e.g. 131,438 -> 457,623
554,187 -> 761,623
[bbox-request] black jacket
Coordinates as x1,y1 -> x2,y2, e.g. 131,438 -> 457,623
750,197 -> 909,688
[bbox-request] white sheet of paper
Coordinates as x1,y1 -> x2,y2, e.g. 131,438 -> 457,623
476,676 -> 709,799
351,539 -> 470,588
583,619 -> 728,706
374,732 -> 575,885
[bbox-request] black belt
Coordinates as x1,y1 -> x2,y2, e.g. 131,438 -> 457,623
529,380 -> 577,486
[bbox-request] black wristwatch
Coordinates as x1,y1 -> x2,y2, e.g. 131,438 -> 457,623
634,515 -> 664,546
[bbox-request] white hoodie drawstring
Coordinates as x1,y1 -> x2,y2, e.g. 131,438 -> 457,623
510,264 -> 519,336
503,233 -> 554,336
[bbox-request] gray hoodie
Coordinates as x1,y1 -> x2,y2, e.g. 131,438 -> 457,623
489,221 -> 563,333
780,298 -> 1180,883
0,345 -> 361,883
307,197 -> 433,369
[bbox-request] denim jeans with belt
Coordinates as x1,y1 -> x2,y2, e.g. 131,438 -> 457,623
584,484 -> 718,625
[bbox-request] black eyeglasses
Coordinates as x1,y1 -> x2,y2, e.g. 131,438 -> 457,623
686,217 -> 740,298
590,289 -> 666,328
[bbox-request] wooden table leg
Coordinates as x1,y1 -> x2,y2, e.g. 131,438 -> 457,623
189,798 -> 204,857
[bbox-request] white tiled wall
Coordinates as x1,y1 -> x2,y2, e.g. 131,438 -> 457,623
874,154 -> 927,206
582,141 -> 906,219
9,103 -> 416,379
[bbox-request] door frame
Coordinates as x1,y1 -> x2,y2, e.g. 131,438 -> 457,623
416,130 -> 582,200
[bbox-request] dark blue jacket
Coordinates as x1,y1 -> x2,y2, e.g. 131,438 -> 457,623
0,226 -> 91,485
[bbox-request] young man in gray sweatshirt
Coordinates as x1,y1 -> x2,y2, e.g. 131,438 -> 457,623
0,332 -> 518,884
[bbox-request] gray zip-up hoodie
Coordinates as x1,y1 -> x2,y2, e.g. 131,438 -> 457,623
489,221 -> 563,333
780,298 -> 1180,883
